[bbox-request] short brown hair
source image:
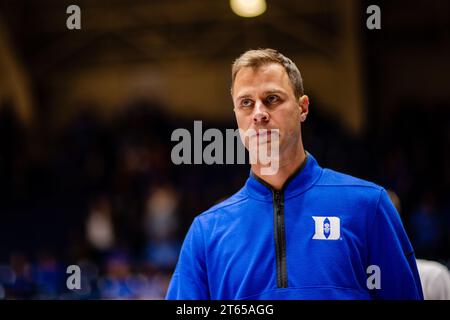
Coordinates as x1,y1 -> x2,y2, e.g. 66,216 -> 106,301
231,48 -> 304,98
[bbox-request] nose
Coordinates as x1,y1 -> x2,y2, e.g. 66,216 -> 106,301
253,101 -> 270,124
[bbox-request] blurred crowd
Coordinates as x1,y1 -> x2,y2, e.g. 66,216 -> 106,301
0,99 -> 449,299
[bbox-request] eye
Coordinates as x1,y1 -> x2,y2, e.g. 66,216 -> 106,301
241,99 -> 253,108
266,95 -> 279,104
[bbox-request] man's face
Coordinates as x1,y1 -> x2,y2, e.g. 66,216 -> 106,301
232,63 -> 308,156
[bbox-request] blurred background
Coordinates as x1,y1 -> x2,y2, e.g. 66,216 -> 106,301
0,0 -> 448,299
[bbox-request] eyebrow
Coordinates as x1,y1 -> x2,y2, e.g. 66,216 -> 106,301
236,94 -> 253,102
263,89 -> 286,96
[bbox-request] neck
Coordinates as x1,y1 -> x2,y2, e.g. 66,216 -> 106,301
251,142 -> 306,191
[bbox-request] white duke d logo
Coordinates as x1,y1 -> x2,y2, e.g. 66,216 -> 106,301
312,216 -> 341,240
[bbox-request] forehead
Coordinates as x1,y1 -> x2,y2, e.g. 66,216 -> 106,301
233,63 -> 292,96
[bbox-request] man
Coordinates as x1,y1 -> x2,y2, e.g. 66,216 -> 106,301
166,48 -> 423,300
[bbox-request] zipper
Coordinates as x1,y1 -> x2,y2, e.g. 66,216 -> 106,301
251,153 -> 309,289
273,190 -> 288,288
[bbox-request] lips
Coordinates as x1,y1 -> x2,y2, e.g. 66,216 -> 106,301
248,129 -> 278,145
247,128 -> 274,137
257,129 -> 271,137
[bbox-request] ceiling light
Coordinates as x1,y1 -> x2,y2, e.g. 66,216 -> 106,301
230,0 -> 267,18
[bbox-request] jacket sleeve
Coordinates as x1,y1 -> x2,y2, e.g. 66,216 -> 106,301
165,217 -> 210,300
367,189 -> 424,300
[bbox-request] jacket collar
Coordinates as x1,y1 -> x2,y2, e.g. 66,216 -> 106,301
245,151 -> 323,201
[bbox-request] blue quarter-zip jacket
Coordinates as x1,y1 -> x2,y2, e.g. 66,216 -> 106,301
166,153 -> 423,300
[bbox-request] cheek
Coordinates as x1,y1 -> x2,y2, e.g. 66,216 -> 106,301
235,113 -> 251,129
235,115 -> 244,129
278,109 -> 300,129
283,116 -> 301,138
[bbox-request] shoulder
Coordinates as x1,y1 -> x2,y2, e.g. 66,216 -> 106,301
417,259 -> 450,278
317,168 -> 383,191
196,187 -> 249,220
314,168 -> 387,210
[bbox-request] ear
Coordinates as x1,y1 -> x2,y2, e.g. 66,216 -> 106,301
299,95 -> 309,122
